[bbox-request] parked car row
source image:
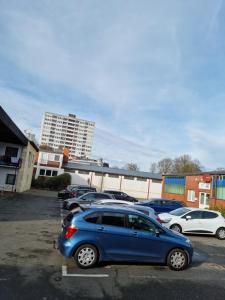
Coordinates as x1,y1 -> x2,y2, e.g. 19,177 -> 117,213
57,187 -> 225,272
58,185 -> 138,202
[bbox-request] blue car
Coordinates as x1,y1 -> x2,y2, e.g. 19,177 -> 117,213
138,198 -> 184,213
58,206 -> 193,271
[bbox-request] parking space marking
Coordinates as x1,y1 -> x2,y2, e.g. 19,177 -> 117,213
62,265 -> 109,278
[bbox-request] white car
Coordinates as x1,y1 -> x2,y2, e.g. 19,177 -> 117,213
93,199 -> 160,222
159,207 -> 225,240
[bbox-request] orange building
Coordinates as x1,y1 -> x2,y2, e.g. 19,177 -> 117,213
162,172 -> 225,208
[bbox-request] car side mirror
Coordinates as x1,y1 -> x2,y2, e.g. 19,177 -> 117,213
155,228 -> 160,237
186,215 -> 191,221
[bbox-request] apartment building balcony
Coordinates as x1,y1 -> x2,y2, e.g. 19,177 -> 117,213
0,155 -> 21,168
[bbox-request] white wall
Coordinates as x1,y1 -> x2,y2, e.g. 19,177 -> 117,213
63,170 -> 162,199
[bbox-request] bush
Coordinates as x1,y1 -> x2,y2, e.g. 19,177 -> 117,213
210,205 -> 225,218
32,173 -> 71,190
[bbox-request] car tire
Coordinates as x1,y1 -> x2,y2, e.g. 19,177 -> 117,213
69,203 -> 78,210
170,224 -> 182,233
167,248 -> 188,271
216,227 -> 225,240
74,244 -> 98,269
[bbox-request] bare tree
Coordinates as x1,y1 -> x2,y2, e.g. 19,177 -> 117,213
150,154 -> 203,174
173,154 -> 202,174
125,163 -> 139,171
157,158 -> 174,174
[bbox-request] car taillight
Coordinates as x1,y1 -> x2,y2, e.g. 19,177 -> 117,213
65,225 -> 78,239
156,217 -> 163,224
71,192 -> 77,198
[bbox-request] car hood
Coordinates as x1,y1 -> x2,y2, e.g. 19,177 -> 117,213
163,226 -> 187,241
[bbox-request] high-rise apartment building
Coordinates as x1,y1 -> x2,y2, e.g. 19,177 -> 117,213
39,112 -> 95,158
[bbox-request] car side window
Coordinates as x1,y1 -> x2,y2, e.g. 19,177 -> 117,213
82,193 -> 95,200
127,214 -> 156,232
183,211 -> 203,219
85,213 -> 101,224
203,211 -> 218,219
100,212 -> 125,227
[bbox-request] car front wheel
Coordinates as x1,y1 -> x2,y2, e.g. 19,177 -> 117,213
74,244 -> 98,268
170,224 -> 182,233
216,227 -> 225,240
167,248 -> 188,271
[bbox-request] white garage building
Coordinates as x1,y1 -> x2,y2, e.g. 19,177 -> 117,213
61,162 -> 162,200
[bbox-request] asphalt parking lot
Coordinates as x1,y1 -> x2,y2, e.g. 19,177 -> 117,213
0,190 -> 225,300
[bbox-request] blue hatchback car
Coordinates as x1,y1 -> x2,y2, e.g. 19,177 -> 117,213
58,206 -> 193,271
138,198 -> 184,213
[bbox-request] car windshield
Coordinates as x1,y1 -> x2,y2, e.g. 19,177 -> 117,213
170,207 -> 191,216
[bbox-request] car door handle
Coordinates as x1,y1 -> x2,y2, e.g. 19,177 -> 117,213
132,231 -> 138,236
97,226 -> 105,231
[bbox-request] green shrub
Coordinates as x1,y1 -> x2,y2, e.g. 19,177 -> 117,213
32,173 -> 71,190
210,205 -> 225,217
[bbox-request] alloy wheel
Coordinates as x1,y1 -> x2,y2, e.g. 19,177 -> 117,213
77,247 -> 96,267
170,251 -> 186,270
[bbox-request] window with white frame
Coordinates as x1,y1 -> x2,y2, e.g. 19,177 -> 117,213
187,190 -> 195,202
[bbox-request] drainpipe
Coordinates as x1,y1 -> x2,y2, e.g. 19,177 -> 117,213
147,179 -> 151,199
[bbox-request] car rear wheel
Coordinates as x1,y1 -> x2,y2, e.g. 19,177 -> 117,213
74,244 -> 98,268
167,248 -> 188,271
216,227 -> 225,240
170,224 -> 182,233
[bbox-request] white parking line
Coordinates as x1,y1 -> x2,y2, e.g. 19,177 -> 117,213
62,265 -> 109,278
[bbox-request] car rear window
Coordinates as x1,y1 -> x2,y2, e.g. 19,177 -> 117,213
101,212 -> 125,227
84,213 -> 101,224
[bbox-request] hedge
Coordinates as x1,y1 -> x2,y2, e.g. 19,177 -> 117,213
32,173 -> 71,190
210,205 -> 225,218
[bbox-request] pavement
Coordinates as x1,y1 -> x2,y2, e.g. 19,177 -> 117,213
0,190 -> 225,300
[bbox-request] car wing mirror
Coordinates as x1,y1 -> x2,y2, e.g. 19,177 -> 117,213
186,215 -> 191,221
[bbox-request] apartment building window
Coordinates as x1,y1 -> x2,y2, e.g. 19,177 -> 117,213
5,174 -> 16,185
187,190 -> 195,202
5,147 -> 18,157
46,170 -> 52,176
55,155 -> 60,161
39,169 -> 45,176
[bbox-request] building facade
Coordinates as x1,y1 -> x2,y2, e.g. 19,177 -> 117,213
162,172 -> 225,208
34,148 -> 64,179
39,112 -> 95,158
0,106 -> 38,193
61,162 -> 162,199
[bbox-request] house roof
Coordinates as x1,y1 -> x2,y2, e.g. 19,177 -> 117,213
0,106 -> 38,152
0,106 -> 28,145
63,162 -> 162,180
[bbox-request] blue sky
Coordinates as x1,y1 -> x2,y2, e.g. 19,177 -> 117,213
1,0 -> 225,170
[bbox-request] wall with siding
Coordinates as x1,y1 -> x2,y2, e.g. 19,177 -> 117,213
66,170 -> 162,199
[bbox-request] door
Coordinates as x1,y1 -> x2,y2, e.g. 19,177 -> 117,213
181,210 -> 203,233
126,214 -> 166,262
96,212 -> 133,260
199,192 -> 210,208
